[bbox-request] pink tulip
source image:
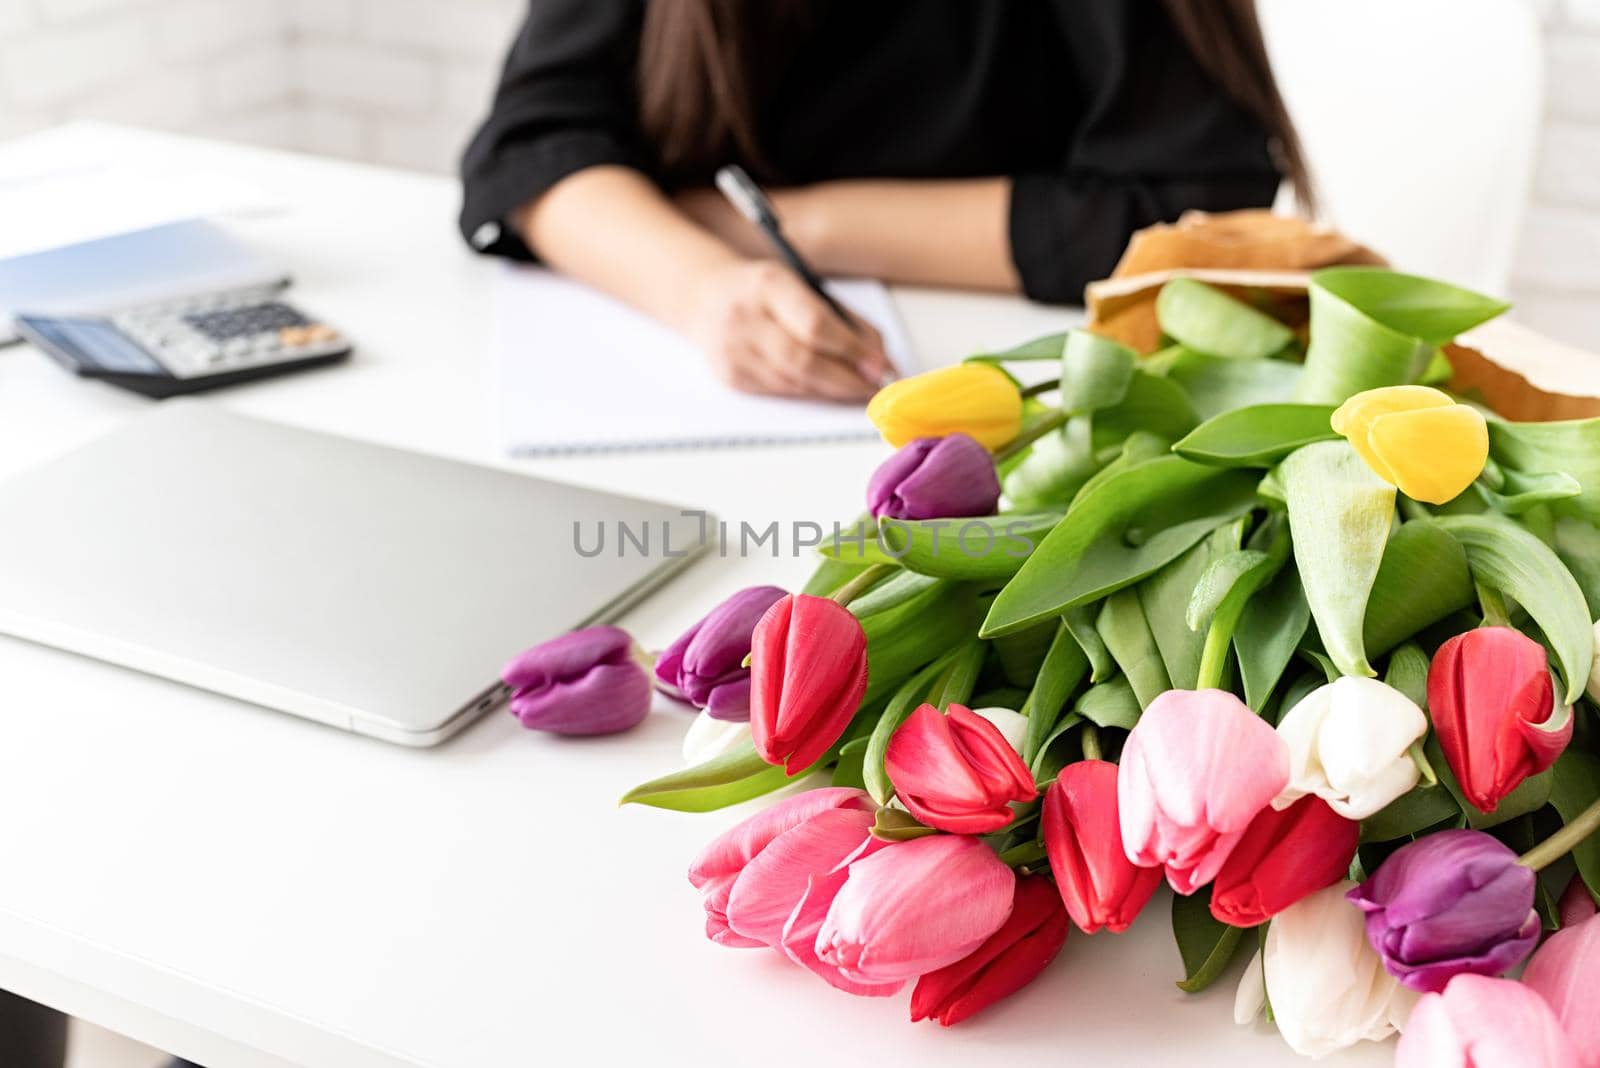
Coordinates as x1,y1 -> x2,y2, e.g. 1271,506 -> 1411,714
1558,874 -> 1598,929
884,702 -> 1037,834
1118,688 -> 1290,894
1523,913 -> 1600,1067
815,834 -> 1015,992
1396,974 -> 1582,1068
687,788 -> 875,948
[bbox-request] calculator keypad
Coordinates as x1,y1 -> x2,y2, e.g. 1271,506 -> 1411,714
111,288 -> 346,379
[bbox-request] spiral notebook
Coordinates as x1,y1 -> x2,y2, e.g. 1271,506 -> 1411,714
493,264 -> 915,454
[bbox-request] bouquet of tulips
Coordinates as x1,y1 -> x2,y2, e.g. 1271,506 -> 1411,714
504,265 -> 1600,1065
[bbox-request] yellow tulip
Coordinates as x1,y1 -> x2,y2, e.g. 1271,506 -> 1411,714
866,363 -> 1023,450
1330,385 -> 1489,504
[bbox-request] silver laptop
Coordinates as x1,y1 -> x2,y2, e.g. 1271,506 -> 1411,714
0,404 -> 707,745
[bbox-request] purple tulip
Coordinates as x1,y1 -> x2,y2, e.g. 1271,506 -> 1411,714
654,586 -> 786,721
867,434 -> 1001,521
1346,829 -> 1539,993
501,625 -> 652,735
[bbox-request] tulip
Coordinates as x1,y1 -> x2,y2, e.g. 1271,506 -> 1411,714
1522,913 -> 1600,1067
884,703 -> 1037,834
1042,760 -> 1163,934
1241,881 -> 1416,1058
910,875 -> 1067,1026
1347,829 -> 1539,992
749,594 -> 869,775
969,706 -> 1028,754
1211,796 -> 1359,927
1118,688 -> 1290,894
501,625 -> 651,734
866,363 -> 1023,451
1429,626 -> 1571,813
1558,873 -> 1598,928
1330,384 -> 1488,504
688,789 -> 883,952
815,834 -> 1016,991
1272,676 -> 1427,820
654,585 -> 787,721
866,434 -> 1001,521
681,710 -> 752,766
1396,974 -> 1582,1068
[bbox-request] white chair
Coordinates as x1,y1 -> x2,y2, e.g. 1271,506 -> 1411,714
1259,0 -> 1543,296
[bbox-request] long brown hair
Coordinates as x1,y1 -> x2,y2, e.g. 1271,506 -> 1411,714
636,0 -> 1314,209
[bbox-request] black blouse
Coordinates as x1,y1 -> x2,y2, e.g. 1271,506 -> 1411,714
459,0 -> 1280,303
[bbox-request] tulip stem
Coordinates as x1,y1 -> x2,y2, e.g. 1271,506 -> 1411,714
830,563 -> 896,608
1081,724 -> 1102,762
1020,378 -> 1060,398
1407,739 -> 1438,787
1521,795 -> 1600,872
1476,583 -> 1511,628
993,409 -> 1068,464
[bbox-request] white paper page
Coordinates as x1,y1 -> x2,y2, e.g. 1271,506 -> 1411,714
494,265 -> 917,454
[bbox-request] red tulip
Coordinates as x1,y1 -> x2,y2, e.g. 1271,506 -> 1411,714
1042,760 -> 1163,934
884,703 -> 1037,833
1429,626 -> 1571,813
910,875 -> 1068,1026
1210,795 -> 1359,927
749,594 -> 869,775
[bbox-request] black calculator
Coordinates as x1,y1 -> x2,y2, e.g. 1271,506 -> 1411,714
16,284 -> 352,398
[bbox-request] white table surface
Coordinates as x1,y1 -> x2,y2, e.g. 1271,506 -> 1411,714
0,123 -> 1392,1068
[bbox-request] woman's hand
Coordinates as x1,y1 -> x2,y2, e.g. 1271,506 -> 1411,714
683,260 -> 891,401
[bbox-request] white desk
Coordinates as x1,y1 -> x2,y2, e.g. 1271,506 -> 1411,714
0,124 -> 1390,1068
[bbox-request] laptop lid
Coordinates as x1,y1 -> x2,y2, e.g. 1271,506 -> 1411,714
0,404 -> 708,745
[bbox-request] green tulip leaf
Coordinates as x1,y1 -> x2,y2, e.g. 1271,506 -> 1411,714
1097,589 -> 1172,709
1281,441 -> 1397,677
1362,519 -> 1476,659
620,742 -> 797,812
1553,517 -> 1600,619
1003,416 -> 1099,511
818,516 -> 900,566
877,512 -> 1062,580
993,619 -> 1059,688
803,518 -> 877,594
1476,469 -> 1583,515
982,456 -> 1260,636
1173,404 -> 1340,468
1382,642 -> 1432,711
1173,888 -> 1247,993
1091,371 -> 1202,448
1295,268 -> 1507,404
969,331 -> 1068,362
1234,560 -> 1311,712
1140,519 -> 1246,690
1155,278 -> 1294,359
1360,783 -> 1461,843
1073,674 -> 1142,730
928,639 -> 988,711
1021,622 -> 1091,766
1028,713 -> 1086,783
863,654 -> 956,805
1165,349 -> 1304,420
862,582 -> 982,705
1187,549 -> 1271,633
831,737 -> 870,789
1549,750 -> 1600,905
1490,418 -> 1600,522
1435,514 -> 1594,703
846,569 -> 942,620
1061,330 -> 1137,415
1064,603 -> 1116,682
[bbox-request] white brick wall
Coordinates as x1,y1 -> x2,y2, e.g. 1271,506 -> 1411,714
0,0 -> 1594,348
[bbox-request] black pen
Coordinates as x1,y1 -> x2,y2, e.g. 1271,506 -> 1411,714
713,164 -> 860,333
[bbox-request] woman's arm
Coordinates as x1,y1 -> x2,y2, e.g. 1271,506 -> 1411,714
676,179 -> 1023,293
515,166 -> 890,400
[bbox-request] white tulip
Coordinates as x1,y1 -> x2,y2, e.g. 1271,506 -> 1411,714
970,706 -> 1029,754
1260,881 -> 1417,1059
682,711 -> 752,766
1587,619 -> 1600,705
1273,676 -> 1426,820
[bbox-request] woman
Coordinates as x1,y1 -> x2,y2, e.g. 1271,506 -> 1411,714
461,0 -> 1306,400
